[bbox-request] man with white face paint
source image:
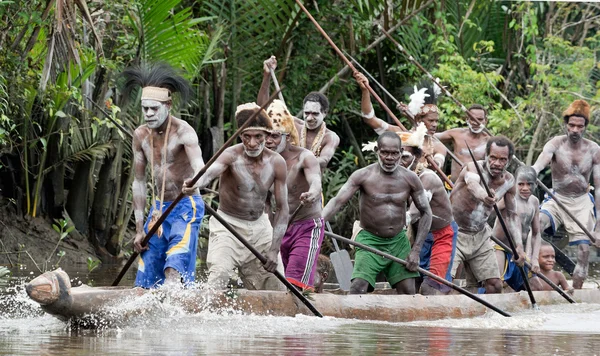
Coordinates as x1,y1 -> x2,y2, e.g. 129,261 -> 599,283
435,104 -> 491,183
183,103 -> 288,291
323,132 -> 432,294
123,64 -> 205,288
533,99 -> 600,289
257,57 -> 340,170
264,100 -> 324,290
449,136 -> 522,294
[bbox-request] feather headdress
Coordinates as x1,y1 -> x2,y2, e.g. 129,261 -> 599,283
121,63 -> 192,105
407,79 -> 442,117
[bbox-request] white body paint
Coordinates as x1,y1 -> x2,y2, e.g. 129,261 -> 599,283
303,101 -> 325,130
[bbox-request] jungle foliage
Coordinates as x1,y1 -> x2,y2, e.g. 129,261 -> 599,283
0,0 -> 599,254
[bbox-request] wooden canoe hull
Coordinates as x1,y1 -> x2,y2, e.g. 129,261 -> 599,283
26,269 -> 600,323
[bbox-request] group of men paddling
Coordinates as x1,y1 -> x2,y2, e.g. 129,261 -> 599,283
126,57 -> 600,298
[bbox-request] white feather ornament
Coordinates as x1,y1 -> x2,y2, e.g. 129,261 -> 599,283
408,86 -> 430,117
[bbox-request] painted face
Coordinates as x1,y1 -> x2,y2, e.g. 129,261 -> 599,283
241,129 -> 267,157
401,147 -> 417,170
566,116 -> 586,143
538,245 -> 556,272
485,143 -> 510,178
376,137 -> 402,173
516,174 -> 535,200
265,131 -> 287,153
418,112 -> 439,136
467,109 -> 487,134
141,99 -> 170,129
303,101 -> 325,130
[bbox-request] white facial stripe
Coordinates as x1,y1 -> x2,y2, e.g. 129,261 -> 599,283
275,135 -> 287,153
244,141 -> 266,157
142,99 -> 169,129
377,155 -> 399,172
467,121 -> 485,134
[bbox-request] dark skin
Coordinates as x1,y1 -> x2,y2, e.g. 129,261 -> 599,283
533,116 -> 600,289
354,72 -> 446,166
258,56 -> 340,169
265,131 -> 322,221
182,130 -> 289,272
450,143 -> 523,293
323,136 -> 432,295
530,245 -> 573,294
435,108 -> 491,182
132,102 -> 204,284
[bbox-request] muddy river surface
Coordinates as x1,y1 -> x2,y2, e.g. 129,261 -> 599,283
1,264 -> 600,355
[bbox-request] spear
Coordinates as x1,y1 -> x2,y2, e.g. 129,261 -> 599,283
294,0 -> 454,189
380,27 -> 596,245
269,67 -> 286,107
466,144 -> 537,309
111,89 -> 283,286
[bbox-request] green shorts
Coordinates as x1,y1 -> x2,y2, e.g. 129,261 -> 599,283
352,229 -> 419,288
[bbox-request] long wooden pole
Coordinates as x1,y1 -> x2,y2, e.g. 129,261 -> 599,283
466,144 -> 537,309
205,205 -> 323,317
324,231 -> 511,317
294,0 -> 453,189
269,67 -> 286,107
490,235 -> 575,304
111,89 -> 282,286
380,26 -> 595,244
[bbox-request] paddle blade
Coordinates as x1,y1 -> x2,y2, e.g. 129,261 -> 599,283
330,250 -> 353,292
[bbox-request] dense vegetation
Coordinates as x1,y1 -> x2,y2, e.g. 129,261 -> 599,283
0,0 -> 599,257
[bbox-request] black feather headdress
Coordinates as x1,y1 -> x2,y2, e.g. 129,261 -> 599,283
121,63 -> 192,105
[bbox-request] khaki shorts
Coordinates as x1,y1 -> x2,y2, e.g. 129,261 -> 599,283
207,210 -> 284,291
451,226 -> 500,287
540,192 -> 596,245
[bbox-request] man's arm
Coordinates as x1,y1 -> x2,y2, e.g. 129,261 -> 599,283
353,71 -> 402,134
132,130 -> 149,252
264,155 -> 289,272
592,145 -> 600,247
407,175 -> 432,271
322,170 -> 364,222
532,138 -> 558,174
530,201 -> 542,273
556,272 -> 573,293
299,152 -> 322,204
182,125 -> 205,181
464,162 -> 496,206
434,129 -> 455,144
503,183 -> 526,265
182,148 -> 232,194
257,56 -> 277,107
317,131 -> 340,169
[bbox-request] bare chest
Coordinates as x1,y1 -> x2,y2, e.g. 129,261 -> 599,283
553,146 -> 593,176
362,180 -> 410,204
457,136 -> 487,159
229,160 -> 274,194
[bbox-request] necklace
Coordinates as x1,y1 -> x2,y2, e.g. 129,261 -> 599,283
300,122 -> 326,156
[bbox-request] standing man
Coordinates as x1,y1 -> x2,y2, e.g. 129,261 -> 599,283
183,103 -> 289,290
124,64 -> 205,288
533,99 -> 600,289
450,136 -> 524,293
323,132 -> 432,294
354,72 -> 446,169
264,100 -> 324,290
258,56 -> 340,169
435,104 -> 491,183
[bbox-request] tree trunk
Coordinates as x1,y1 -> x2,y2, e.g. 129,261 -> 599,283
525,111 -> 547,165
65,160 -> 93,234
340,113 -> 366,167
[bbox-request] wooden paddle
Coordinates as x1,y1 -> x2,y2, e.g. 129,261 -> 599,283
466,144 -> 538,309
490,236 -> 576,304
205,204 -> 323,317
323,231 -> 511,317
111,89 -> 282,286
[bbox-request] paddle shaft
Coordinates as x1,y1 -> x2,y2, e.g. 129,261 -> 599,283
344,50 -> 464,167
490,236 -> 575,304
323,231 -> 511,317
288,202 -> 304,226
205,204 -> 323,317
111,90 -> 282,286
269,67 -> 286,107
466,145 -> 537,307
325,221 -> 342,252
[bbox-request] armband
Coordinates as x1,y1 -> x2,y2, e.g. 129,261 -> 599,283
134,210 -> 144,223
434,153 -> 445,168
362,107 -> 375,120
374,122 -> 389,135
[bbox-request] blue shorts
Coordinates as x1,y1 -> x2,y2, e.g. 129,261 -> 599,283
135,195 -> 204,288
499,249 -> 530,292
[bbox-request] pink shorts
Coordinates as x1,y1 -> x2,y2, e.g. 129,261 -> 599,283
280,218 -> 324,289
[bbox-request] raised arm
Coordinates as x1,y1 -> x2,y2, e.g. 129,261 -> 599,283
407,174 -> 432,271
503,181 -> 525,264
299,151 -> 322,204
257,56 -> 277,107
532,138 -> 559,174
353,71 -> 402,134
132,130 -> 149,252
264,154 -> 289,272
322,170 -> 364,222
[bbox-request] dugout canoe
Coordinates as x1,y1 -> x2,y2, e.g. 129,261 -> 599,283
25,269 -> 600,324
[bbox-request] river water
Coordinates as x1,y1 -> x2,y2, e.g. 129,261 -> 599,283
1,265 -> 600,355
